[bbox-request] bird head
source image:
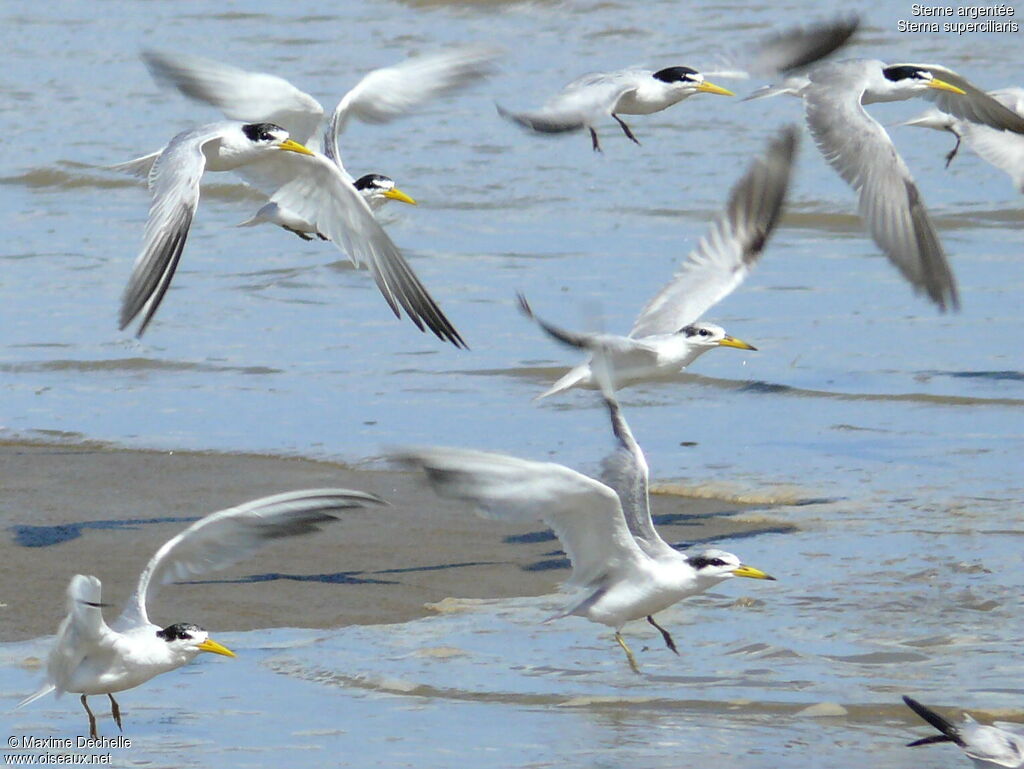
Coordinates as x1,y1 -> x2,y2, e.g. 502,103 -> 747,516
354,173 -> 417,208
677,322 -> 757,351
156,622 -> 236,662
652,67 -> 734,97
689,549 -> 776,586
240,122 -> 314,156
878,65 -> 966,99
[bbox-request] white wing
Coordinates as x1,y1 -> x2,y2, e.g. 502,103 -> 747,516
396,447 -> 649,588
253,153 -> 466,347
142,50 -> 324,144
113,488 -> 387,630
323,45 -> 501,164
804,65 -> 959,311
119,123 -> 225,336
630,126 -> 797,338
959,722 -> 1024,768
597,396 -> 676,560
959,90 -> 1024,193
43,575 -> 111,699
912,65 -> 1024,135
498,71 -> 642,133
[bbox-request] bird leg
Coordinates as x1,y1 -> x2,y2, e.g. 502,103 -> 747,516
612,114 -> 641,145
80,695 -> 98,739
647,615 -> 679,655
944,128 -> 963,168
108,693 -> 123,732
284,226 -> 314,241
615,631 -> 641,674
589,127 -> 602,153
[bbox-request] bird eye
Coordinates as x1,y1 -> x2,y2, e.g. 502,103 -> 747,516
699,329 -> 711,337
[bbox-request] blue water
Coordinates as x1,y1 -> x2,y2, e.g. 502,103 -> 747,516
2,0 -> 1024,766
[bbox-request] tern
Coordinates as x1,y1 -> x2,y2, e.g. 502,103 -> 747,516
518,126 -> 797,399
902,87 -> 1024,193
749,60 -> 1024,310
497,16 -> 857,151
395,395 -> 774,674
497,66 -> 734,152
118,47 -> 500,346
17,488 -> 387,738
904,695 -> 1024,768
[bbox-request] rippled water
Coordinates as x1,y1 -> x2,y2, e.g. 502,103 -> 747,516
2,0 -> 1024,766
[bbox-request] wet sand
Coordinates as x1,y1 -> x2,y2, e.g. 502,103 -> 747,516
0,439 -> 790,642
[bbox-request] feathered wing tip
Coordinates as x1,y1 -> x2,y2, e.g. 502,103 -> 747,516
903,695 -> 966,747
750,15 -> 860,76
17,684 -> 56,709
727,124 -> 800,264
107,151 -> 160,184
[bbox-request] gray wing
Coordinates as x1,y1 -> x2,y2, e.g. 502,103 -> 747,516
395,447 -> 649,588
113,488 -> 387,630
516,292 -> 661,377
913,65 -> 1024,134
323,45 -> 500,165
598,395 -> 676,560
261,153 -> 467,347
142,49 -> 324,144
629,126 -> 798,338
748,16 -> 859,74
804,78 -> 959,311
714,16 -> 859,80
497,71 -> 640,133
119,124 -> 222,336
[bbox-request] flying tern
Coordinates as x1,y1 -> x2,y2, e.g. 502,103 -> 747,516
498,16 -> 857,151
518,125 -> 797,399
498,66 -> 734,152
17,488 -> 387,738
118,47 -> 499,346
904,695 -> 1024,768
750,61 -> 1024,310
395,395 -> 774,674
903,87 -> 1024,193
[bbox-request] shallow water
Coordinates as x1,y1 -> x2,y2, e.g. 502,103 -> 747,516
2,0 -> 1023,766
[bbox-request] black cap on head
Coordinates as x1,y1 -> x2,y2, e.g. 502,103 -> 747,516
689,554 -> 729,570
653,66 -> 700,84
882,65 -> 930,83
242,122 -> 286,142
156,622 -> 204,642
354,173 -> 393,191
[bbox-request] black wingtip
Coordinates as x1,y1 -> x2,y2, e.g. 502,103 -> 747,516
902,696 -> 965,747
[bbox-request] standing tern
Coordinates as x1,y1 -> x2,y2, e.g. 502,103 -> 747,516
903,695 -> 1024,768
750,61 -> 1024,311
518,126 -> 797,399
17,488 -> 387,738
902,88 -> 1024,193
395,396 -> 774,674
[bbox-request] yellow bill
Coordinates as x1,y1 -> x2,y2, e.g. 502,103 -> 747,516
277,139 -> 316,156
384,187 -> 417,206
197,638 -> 237,658
697,80 -> 735,97
733,564 -> 776,581
718,335 -> 757,351
928,78 -> 967,96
